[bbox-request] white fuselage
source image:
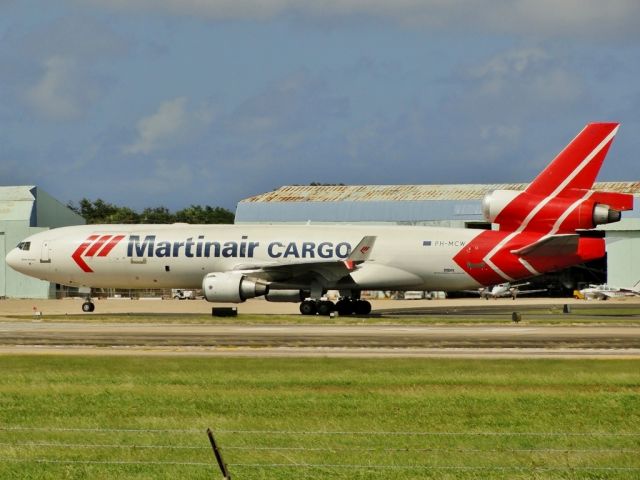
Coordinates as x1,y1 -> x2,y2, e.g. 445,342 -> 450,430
484,283 -> 514,298
6,224 -> 483,292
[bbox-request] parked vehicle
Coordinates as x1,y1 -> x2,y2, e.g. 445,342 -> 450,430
172,289 -> 195,300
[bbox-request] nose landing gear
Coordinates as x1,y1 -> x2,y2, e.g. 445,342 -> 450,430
81,297 -> 95,312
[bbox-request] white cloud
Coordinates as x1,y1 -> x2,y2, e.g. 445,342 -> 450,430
469,48 -> 549,94
226,70 -> 348,135
21,15 -> 129,61
125,97 -> 188,154
125,97 -> 213,155
465,48 -> 584,104
86,0 -> 640,40
120,158 -> 194,195
26,56 -> 96,120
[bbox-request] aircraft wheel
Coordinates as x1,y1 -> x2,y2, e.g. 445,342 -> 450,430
336,299 -> 354,315
354,300 -> 371,315
82,302 -> 95,313
317,301 -> 334,316
299,300 -> 317,315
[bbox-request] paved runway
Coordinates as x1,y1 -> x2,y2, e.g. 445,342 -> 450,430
1,321 -> 639,358
0,296 -> 621,316
2,298 -> 639,358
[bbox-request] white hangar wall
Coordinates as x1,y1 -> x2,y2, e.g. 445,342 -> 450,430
600,218 -> 640,288
0,186 -> 85,299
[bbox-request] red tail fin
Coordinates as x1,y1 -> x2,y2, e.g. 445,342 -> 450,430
456,123 -> 630,286
525,122 -> 619,196
484,123 -> 632,233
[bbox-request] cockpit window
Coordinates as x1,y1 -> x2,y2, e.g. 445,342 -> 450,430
17,241 -> 31,251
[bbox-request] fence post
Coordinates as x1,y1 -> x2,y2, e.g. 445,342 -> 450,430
207,428 -> 231,479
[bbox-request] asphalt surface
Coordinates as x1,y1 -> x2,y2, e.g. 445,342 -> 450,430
0,296 -> 605,316
1,298 -> 639,358
0,321 -> 639,358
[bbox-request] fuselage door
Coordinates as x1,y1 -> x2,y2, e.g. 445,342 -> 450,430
40,241 -> 51,263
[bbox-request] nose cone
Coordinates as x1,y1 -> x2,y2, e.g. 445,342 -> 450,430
5,247 -> 22,273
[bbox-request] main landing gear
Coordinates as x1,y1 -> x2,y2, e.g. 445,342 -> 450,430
299,298 -> 372,316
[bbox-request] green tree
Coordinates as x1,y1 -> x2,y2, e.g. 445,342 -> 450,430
175,205 -> 234,224
140,207 -> 174,224
68,198 -> 120,224
68,199 -> 235,224
107,207 -> 140,224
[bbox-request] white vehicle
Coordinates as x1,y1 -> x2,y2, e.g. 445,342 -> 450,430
172,289 -> 195,300
474,282 -> 547,300
579,282 -> 640,300
403,291 -> 425,300
5,124 -> 632,315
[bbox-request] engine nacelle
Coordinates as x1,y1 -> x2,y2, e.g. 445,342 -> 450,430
202,272 -> 268,303
265,290 -> 306,303
593,203 -> 621,224
482,190 -> 521,224
482,189 -> 624,232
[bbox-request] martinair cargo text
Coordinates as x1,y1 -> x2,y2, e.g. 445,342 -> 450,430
6,123 -> 633,315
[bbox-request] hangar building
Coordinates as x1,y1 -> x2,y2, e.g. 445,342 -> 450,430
0,186 -> 85,299
236,182 -> 640,290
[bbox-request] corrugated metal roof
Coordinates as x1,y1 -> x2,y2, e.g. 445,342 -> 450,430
241,182 -> 640,203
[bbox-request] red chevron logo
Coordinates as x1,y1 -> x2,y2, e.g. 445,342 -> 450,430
71,234 -> 125,272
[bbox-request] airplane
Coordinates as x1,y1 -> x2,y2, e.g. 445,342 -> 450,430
578,282 -> 640,300
475,282 -> 547,300
5,123 -> 634,315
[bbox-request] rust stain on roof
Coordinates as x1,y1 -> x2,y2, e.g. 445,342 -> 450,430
242,182 -> 640,203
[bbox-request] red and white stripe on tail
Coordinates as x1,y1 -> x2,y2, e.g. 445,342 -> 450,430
482,123 -> 632,234
454,123 -> 633,285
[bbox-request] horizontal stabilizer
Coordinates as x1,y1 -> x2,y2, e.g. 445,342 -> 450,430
511,234 -> 579,258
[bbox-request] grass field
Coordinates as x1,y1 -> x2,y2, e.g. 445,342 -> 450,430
0,356 -> 639,479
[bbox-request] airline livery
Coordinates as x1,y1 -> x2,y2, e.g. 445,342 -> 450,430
6,123 -> 633,315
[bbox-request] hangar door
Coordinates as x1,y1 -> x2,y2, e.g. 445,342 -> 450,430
606,231 -> 640,287
0,233 -> 5,298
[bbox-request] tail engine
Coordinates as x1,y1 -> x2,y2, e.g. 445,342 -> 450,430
482,189 -> 631,232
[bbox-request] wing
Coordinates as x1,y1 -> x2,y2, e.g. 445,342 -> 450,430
231,236 -> 376,286
514,289 -> 547,296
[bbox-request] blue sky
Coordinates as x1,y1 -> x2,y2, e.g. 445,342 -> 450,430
2,1 -> 640,210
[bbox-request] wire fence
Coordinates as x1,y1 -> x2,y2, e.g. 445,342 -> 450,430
1,426 -> 639,475
3,426 -> 640,436
0,458 -> 639,473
